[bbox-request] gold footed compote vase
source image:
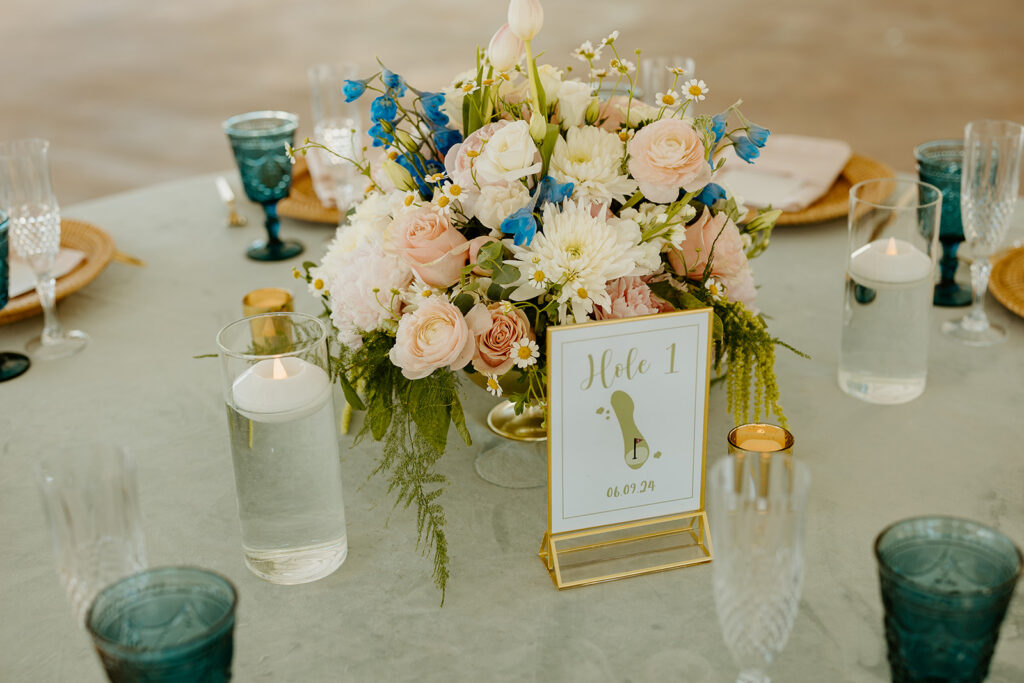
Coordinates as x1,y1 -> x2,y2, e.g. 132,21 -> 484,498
469,372 -> 547,489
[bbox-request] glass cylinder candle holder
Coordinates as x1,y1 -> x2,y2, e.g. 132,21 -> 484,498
839,179 -> 941,405
216,312 -> 347,584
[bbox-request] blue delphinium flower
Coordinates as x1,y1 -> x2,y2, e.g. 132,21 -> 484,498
370,95 -> 398,123
745,122 -> 770,148
696,182 -> 726,206
500,207 -> 538,247
420,92 -> 449,128
368,122 -> 394,148
433,129 -> 462,156
730,133 -> 760,163
533,176 -> 574,206
382,69 -> 407,97
343,79 -> 367,103
710,111 -> 729,143
396,155 -> 443,199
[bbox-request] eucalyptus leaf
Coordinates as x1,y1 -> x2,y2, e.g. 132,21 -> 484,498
452,293 -> 475,314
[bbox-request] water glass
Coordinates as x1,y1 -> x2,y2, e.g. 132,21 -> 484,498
710,444 -> 810,683
942,119 -> 1024,346
640,56 -> 696,106
86,567 -> 237,682
839,179 -> 940,405
0,138 -> 88,359
915,139 -> 971,307
874,516 -> 1023,682
216,312 -> 347,584
37,446 -> 147,623
0,210 -> 31,381
308,63 -> 363,214
223,111 -> 303,262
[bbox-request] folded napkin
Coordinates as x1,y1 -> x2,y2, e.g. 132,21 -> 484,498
8,248 -> 86,298
715,134 -> 852,212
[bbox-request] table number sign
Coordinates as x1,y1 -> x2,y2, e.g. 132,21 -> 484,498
539,308 -> 714,589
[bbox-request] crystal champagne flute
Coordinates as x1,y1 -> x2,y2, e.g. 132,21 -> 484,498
710,443 -> 810,683
942,119 -> 1024,345
0,138 -> 88,359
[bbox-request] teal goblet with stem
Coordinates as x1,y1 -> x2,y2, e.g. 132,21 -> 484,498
223,111 -> 303,261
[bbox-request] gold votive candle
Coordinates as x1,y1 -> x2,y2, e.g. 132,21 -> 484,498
727,423 -> 794,498
243,288 -> 294,350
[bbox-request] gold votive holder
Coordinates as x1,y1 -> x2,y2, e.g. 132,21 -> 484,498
243,288 -> 294,350
727,423 -> 794,501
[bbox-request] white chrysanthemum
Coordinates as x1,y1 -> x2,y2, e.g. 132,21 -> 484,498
506,200 -> 639,322
322,236 -> 413,348
620,202 -> 696,251
471,181 -> 533,232
550,127 -> 638,206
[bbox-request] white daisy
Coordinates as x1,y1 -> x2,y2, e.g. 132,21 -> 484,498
667,65 -> 689,76
591,68 -> 610,80
485,374 -> 503,396
573,40 -> 602,63
655,90 -> 679,107
550,126 -> 638,206
610,58 -> 636,74
705,276 -> 725,301
683,79 -> 709,102
510,338 -> 540,368
602,30 -> 620,45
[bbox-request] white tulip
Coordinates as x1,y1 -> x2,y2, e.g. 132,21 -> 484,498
507,0 -> 543,41
487,24 -> 524,72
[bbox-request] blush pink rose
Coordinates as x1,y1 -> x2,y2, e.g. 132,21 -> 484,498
390,298 -> 488,380
667,208 -> 757,307
627,119 -> 712,203
387,204 -> 470,287
464,303 -> 534,375
443,120 -> 508,188
595,276 -> 674,320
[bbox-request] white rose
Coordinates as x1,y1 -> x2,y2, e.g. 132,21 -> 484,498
557,80 -> 593,128
472,181 -> 533,232
538,64 -> 563,105
621,100 -> 661,126
475,120 -> 543,184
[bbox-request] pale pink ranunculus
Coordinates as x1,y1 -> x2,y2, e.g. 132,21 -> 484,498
595,276 -> 673,320
443,120 -> 507,188
597,96 -> 630,131
386,204 -> 470,287
627,118 -> 712,203
464,303 -> 534,375
668,208 -> 757,307
390,298 -> 488,380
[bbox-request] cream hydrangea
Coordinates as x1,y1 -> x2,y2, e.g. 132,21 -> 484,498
506,200 -> 640,323
550,126 -> 638,206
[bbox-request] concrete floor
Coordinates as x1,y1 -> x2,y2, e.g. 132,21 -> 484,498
2,0 -> 1022,204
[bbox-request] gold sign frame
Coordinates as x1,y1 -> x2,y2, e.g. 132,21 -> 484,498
540,308 -> 714,589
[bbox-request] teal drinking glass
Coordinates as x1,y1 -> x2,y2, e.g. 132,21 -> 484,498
0,210 -> 31,381
223,111 -> 303,262
915,139 -> 971,307
86,567 -> 238,682
874,516 -> 1023,683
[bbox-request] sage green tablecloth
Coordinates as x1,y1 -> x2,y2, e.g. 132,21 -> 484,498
1,176 -> 1022,682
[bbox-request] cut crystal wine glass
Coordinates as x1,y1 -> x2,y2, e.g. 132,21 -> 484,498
710,452 -> 811,683
0,138 -> 88,359
942,119 -> 1024,345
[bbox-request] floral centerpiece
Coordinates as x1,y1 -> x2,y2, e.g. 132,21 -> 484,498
295,0 -> 798,599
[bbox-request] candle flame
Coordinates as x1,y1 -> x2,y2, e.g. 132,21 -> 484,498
885,237 -> 898,255
272,357 -> 288,380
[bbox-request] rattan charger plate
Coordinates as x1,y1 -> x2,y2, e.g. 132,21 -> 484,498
0,219 -> 116,325
775,154 -> 894,226
277,157 -> 341,224
990,246 -> 1024,319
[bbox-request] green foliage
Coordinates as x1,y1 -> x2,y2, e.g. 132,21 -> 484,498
336,331 -> 470,602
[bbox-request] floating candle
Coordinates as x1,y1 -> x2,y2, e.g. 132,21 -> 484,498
849,237 -> 932,285
231,356 -> 331,423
